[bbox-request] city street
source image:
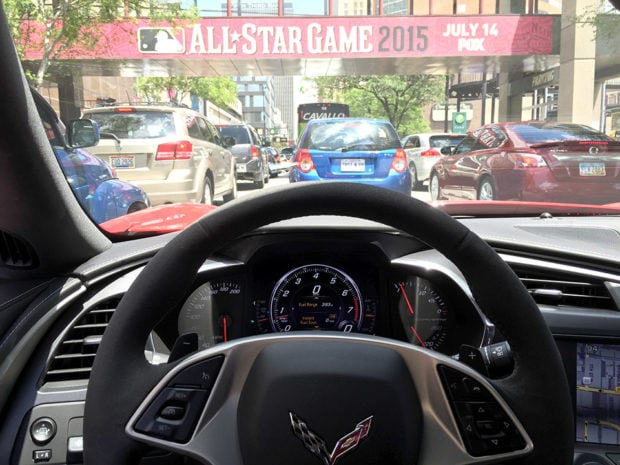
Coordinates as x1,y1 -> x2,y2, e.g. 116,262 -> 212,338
235,173 -> 431,202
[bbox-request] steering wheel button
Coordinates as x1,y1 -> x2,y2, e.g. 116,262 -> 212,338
169,356 -> 224,390
462,377 -> 492,400
160,405 -> 186,421
152,421 -> 176,439
475,420 -> 501,436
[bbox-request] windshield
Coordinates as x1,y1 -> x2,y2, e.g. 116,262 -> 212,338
8,0 -> 620,236
88,111 -> 176,139
303,120 -> 401,152
217,126 -> 251,144
429,135 -> 466,148
510,123 -> 617,144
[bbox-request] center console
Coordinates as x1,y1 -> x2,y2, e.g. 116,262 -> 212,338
557,339 -> 620,465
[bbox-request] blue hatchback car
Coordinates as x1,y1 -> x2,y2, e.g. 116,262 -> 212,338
289,118 -> 412,195
33,89 -> 151,224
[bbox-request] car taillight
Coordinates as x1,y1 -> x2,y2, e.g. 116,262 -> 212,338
114,107 -> 136,113
390,148 -> 407,173
156,141 -> 193,161
508,152 -> 547,169
296,149 -> 315,173
420,148 -> 441,157
251,146 -> 260,158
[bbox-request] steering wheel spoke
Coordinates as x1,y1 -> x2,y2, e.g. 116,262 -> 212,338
125,334 -> 532,465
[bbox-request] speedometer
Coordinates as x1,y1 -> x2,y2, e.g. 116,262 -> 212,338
268,264 -> 364,332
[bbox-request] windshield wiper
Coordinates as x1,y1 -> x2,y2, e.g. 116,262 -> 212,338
100,132 -> 122,150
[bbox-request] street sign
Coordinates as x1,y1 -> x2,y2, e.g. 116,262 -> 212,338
452,112 -> 467,134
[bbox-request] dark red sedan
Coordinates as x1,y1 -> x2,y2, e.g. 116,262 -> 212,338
429,122 -> 620,205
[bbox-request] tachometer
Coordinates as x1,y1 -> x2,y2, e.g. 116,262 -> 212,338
178,280 -> 241,348
268,264 -> 364,332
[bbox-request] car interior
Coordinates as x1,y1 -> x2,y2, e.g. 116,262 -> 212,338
1,2 -> 620,465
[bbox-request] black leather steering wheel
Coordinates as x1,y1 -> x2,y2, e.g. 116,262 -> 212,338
85,182 -> 573,465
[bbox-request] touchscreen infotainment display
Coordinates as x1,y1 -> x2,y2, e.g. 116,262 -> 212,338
576,342 -> 620,445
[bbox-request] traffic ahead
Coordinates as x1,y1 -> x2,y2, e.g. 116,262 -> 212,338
235,171 -> 431,202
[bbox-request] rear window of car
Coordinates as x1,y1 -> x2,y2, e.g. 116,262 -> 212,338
303,120 -> 400,151
87,111 -> 176,139
511,124 -> 613,144
217,125 -> 251,144
429,135 -> 465,148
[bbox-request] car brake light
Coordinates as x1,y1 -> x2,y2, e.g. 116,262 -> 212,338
114,107 -> 136,113
420,148 -> 441,157
390,148 -> 407,173
296,148 -> 315,173
251,146 -> 260,158
508,152 -> 547,169
156,141 -> 193,161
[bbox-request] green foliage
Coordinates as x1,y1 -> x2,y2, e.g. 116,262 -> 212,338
134,76 -> 238,110
5,0 -> 198,88
313,75 -> 444,135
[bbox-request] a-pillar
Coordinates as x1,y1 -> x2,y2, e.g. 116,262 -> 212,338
557,0 -> 600,127
57,74 -> 84,126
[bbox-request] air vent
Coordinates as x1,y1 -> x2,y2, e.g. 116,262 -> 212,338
0,230 -> 38,268
43,297 -> 120,383
511,267 -> 617,310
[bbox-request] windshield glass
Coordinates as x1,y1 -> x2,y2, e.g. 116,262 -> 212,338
217,126 -> 251,144
429,135 -> 466,148
303,120 -> 401,152
510,123 -> 617,144
88,111 -> 176,139
8,0 -> 620,236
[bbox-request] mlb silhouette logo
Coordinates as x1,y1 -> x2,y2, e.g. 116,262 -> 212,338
138,27 -> 185,53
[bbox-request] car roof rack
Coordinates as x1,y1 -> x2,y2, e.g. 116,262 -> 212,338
92,100 -> 191,109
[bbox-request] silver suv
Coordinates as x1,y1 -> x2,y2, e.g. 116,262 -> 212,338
83,104 -> 237,205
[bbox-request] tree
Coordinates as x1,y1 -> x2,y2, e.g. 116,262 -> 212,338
313,75 -> 445,134
5,0 -> 195,88
134,76 -> 239,110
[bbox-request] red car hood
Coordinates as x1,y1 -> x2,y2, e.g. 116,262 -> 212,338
100,200 -> 620,236
100,203 -> 217,235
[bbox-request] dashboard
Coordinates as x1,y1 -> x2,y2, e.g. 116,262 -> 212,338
3,216 -> 620,465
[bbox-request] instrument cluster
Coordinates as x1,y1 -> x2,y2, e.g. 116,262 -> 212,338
169,241 -> 488,356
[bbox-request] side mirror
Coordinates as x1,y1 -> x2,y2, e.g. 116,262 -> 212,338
223,136 -> 236,148
440,146 -> 455,155
67,119 -> 100,148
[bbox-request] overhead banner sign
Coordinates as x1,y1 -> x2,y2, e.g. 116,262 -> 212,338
22,15 -> 555,61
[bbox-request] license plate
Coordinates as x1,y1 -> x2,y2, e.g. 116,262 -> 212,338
237,164 -> 247,173
341,159 -> 365,172
109,155 -> 135,169
579,162 -> 606,177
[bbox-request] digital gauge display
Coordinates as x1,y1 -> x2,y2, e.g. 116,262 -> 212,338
256,264 -> 376,334
178,280 -> 242,349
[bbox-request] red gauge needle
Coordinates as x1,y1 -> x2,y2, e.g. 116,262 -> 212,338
222,316 -> 228,342
398,283 -> 426,348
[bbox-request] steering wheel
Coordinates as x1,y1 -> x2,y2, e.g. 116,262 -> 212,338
84,182 -> 573,465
